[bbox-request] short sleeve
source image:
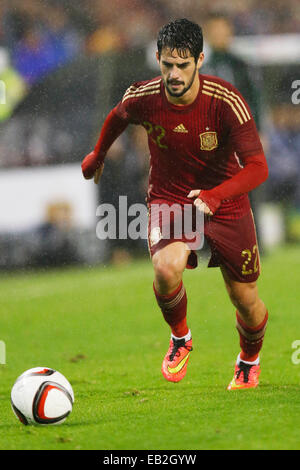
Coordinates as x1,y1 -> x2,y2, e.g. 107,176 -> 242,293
114,82 -> 142,125
222,86 -> 263,160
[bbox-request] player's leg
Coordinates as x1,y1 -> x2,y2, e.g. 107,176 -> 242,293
221,265 -> 267,330
152,241 -> 193,382
205,209 -> 268,389
221,268 -> 268,389
153,241 -> 190,338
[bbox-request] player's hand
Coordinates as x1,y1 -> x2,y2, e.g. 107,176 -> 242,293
187,189 -> 214,216
81,151 -> 104,183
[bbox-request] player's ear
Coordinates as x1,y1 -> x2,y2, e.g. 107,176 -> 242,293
156,51 -> 160,65
197,52 -> 205,70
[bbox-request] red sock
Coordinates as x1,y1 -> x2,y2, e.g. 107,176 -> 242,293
236,311 -> 268,362
153,281 -> 188,338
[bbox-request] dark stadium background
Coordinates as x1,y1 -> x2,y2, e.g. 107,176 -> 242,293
0,0 -> 299,268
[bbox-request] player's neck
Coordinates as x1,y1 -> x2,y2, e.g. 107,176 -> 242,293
165,75 -> 200,106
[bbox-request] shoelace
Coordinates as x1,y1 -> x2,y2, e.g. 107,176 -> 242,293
169,338 -> 193,361
235,361 -> 254,383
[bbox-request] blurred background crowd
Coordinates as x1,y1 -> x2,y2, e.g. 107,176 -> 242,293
0,0 -> 299,269
1,0 -> 300,62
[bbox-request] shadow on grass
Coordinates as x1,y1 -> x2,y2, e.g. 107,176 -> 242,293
0,418 -> 99,430
259,383 -> 300,392
138,382 -> 300,398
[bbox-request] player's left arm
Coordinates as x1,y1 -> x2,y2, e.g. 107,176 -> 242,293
188,152 -> 268,214
188,88 -> 268,214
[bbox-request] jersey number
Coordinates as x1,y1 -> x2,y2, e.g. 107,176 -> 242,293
241,244 -> 259,276
143,121 -> 168,149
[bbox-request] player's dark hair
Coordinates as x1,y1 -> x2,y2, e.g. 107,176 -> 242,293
157,19 -> 203,62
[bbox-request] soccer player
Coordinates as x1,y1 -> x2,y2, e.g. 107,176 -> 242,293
81,19 -> 269,390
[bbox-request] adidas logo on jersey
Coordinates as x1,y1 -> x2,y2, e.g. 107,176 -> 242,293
173,124 -> 188,133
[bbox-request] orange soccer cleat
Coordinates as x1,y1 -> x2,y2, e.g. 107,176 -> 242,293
227,359 -> 261,390
162,336 -> 193,383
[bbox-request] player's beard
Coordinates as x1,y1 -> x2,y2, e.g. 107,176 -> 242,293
165,65 -> 198,98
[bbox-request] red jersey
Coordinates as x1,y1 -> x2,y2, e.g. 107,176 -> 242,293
114,74 -> 264,217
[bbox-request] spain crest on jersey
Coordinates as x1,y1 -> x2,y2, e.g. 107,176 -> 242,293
199,131 -> 218,151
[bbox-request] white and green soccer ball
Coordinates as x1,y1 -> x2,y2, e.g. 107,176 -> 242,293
11,367 -> 74,425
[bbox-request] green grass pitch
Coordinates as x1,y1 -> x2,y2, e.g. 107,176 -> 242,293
0,245 -> 300,450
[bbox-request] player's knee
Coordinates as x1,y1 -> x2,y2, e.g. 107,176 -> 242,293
153,256 -> 183,287
228,282 -> 258,315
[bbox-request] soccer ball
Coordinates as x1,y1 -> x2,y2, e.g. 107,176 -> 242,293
11,367 -> 74,425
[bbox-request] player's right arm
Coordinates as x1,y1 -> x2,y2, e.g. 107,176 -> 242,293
81,78 -> 148,183
81,107 -> 130,182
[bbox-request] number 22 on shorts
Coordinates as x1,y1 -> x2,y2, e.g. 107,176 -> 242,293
241,244 -> 259,276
